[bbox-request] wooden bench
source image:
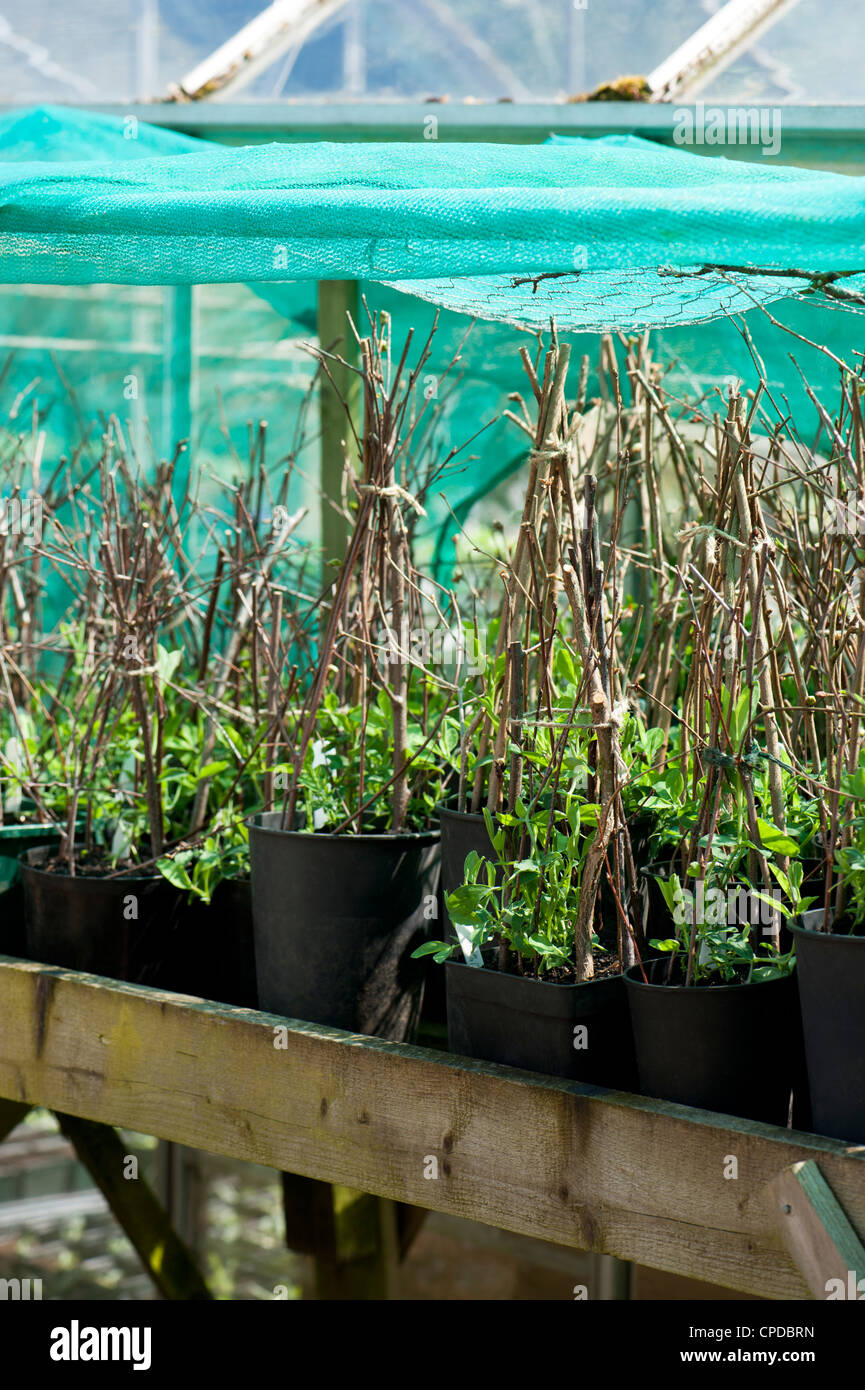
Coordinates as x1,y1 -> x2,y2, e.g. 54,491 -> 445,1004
1,954 -> 863,1301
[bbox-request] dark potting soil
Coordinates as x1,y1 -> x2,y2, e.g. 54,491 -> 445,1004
639,956 -> 795,989
38,853 -> 150,879
638,957 -> 771,988
491,947 -> 622,986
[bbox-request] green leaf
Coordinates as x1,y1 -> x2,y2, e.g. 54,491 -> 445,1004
749,890 -> 793,918
446,884 -> 492,923
462,850 -> 482,879
731,687 -> 755,746
767,863 -> 791,898
750,961 -> 789,982
155,645 -> 183,687
196,760 -> 230,780
655,875 -> 682,916
410,940 -> 452,960
755,818 -> 799,856
157,856 -> 195,894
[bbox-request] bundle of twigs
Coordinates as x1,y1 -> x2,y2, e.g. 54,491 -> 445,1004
282,307 -> 464,835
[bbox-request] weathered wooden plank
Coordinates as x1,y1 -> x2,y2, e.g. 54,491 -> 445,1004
2,956 -> 865,1298
54,1112 -> 213,1301
770,1159 -> 865,1299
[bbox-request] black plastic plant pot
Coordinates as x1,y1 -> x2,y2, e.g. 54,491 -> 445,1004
438,805 -> 495,918
247,812 -> 439,1041
425,805 -> 496,1027
445,959 -> 638,1088
0,822 -> 63,957
791,911 -> 865,1143
172,877 -> 258,1009
20,846 -> 185,987
209,877 -> 257,1008
624,958 -> 800,1125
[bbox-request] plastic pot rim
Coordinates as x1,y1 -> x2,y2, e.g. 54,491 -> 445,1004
790,914 -> 865,945
246,812 -> 439,845
445,956 -> 619,992
436,801 -> 486,824
623,960 -> 794,995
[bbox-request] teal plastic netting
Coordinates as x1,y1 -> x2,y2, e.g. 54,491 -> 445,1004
1,104 -> 865,583
1,108 -> 864,331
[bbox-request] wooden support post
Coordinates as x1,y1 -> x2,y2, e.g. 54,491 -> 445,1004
54,1112 -> 212,1301
770,1158 -> 865,1300
312,1187 -> 400,1300
592,1253 -> 633,1300
317,279 -> 360,575
282,1171 -> 424,1298
0,1098 -> 30,1144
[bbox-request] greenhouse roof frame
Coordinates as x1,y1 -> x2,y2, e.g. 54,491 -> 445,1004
3,101 -> 863,138
0,101 -> 861,169
165,0 -> 804,106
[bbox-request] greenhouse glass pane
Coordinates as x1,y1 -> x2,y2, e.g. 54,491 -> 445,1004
0,0 -> 858,105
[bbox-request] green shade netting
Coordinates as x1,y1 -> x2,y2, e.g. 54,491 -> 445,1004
1,105 -> 865,588
1,107 -> 864,331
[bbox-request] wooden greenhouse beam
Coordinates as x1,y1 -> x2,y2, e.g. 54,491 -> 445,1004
648,0 -> 804,100
318,279 -> 360,574
2,957 -> 865,1298
168,0 -> 349,103
53,1112 -> 213,1302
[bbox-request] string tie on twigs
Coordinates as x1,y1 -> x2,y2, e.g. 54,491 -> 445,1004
527,446 -> 567,468
704,742 -> 764,777
675,522 -> 746,551
356,482 -> 426,516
